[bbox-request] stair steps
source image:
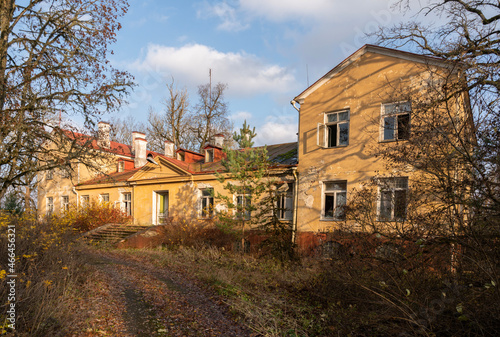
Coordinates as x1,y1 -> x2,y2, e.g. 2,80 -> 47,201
84,224 -> 151,244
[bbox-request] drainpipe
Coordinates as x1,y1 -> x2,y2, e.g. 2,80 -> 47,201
292,167 -> 299,244
290,99 -> 300,112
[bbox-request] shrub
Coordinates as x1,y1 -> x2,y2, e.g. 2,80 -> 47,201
53,200 -> 131,233
0,211 -> 88,336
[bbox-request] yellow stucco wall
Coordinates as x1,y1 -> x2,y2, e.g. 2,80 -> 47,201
295,51 -> 443,232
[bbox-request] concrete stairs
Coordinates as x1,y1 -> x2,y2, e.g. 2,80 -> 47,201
84,223 -> 151,244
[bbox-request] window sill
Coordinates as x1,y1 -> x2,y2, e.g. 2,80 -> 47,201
322,144 -> 349,149
320,218 -> 345,222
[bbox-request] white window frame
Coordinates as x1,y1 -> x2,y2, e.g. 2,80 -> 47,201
100,193 -> 109,203
46,170 -> 53,180
117,161 -> 124,172
199,188 -> 214,218
321,181 -> 347,221
80,195 -> 89,207
317,109 -> 350,148
122,192 -> 132,216
205,149 -> 214,163
276,183 -> 294,220
46,197 -> 54,215
377,177 -> 409,221
61,195 -> 69,212
380,101 -> 411,142
235,192 -> 251,220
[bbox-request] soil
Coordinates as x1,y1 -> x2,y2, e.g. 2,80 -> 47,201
69,249 -> 253,336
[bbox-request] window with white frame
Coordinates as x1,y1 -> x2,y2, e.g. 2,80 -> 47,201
205,149 -> 214,163
46,170 -> 53,180
100,193 -> 109,203
117,161 -> 124,172
61,195 -> 69,212
276,183 -> 294,220
377,177 -> 408,221
236,190 -> 251,220
322,181 -> 347,220
381,102 -> 411,141
80,195 -> 89,207
317,110 -> 349,148
199,188 -> 214,218
122,192 -> 132,216
46,197 -> 54,215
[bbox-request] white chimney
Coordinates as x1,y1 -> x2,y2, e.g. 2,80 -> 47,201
131,131 -> 145,154
97,122 -> 110,149
165,140 -> 175,158
213,134 -> 224,147
134,137 -> 147,167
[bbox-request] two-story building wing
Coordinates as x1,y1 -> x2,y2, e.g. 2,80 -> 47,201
292,44 -> 458,234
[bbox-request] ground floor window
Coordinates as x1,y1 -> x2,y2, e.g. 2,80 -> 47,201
100,193 -> 109,203
377,177 -> 408,221
61,195 -> 69,212
236,193 -> 251,220
276,183 -> 293,220
322,181 -> 347,220
122,192 -> 132,216
200,188 -> 214,218
80,195 -> 89,207
46,197 -> 53,215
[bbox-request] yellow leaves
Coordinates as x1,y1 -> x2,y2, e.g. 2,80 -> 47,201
43,280 -> 53,287
62,266 -> 68,270
0,270 -> 6,280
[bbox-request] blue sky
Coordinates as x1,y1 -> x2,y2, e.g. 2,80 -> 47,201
105,0 -> 411,146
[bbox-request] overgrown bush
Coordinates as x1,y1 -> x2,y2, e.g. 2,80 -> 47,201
160,215 -> 234,249
53,200 -> 131,233
0,211 -> 88,336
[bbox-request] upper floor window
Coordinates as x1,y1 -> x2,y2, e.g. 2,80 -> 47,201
199,188 -> 214,218
100,193 -> 109,203
381,102 -> 411,141
377,177 -> 408,221
205,149 -> 214,163
317,110 -> 349,148
117,161 -> 124,173
322,181 -> 347,220
46,170 -> 54,180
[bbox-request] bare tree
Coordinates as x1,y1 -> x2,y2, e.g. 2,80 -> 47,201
147,79 -> 194,152
109,115 -> 146,145
192,82 -> 233,152
0,0 -> 133,200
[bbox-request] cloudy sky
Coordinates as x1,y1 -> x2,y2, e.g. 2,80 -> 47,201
107,0 -> 414,145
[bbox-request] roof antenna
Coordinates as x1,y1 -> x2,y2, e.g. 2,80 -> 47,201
306,64 -> 309,87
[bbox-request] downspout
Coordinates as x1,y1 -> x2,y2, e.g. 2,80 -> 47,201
292,167 -> 298,245
290,99 -> 301,245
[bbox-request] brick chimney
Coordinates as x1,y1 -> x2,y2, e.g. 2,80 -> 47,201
213,134 -> 224,148
165,140 -> 175,158
134,137 -> 147,167
97,122 -> 110,149
131,131 -> 145,154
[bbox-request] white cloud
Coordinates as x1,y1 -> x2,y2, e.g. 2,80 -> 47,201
199,2 -> 249,32
133,43 -> 297,97
254,121 -> 297,146
239,0 -> 338,22
230,111 -> 252,121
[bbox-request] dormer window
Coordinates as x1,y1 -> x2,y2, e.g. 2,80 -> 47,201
205,149 -> 214,163
117,161 -> 124,172
177,152 -> 185,161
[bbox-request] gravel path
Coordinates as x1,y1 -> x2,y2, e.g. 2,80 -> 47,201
74,250 -> 253,337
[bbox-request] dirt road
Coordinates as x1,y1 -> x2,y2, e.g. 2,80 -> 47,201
74,250 -> 253,337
